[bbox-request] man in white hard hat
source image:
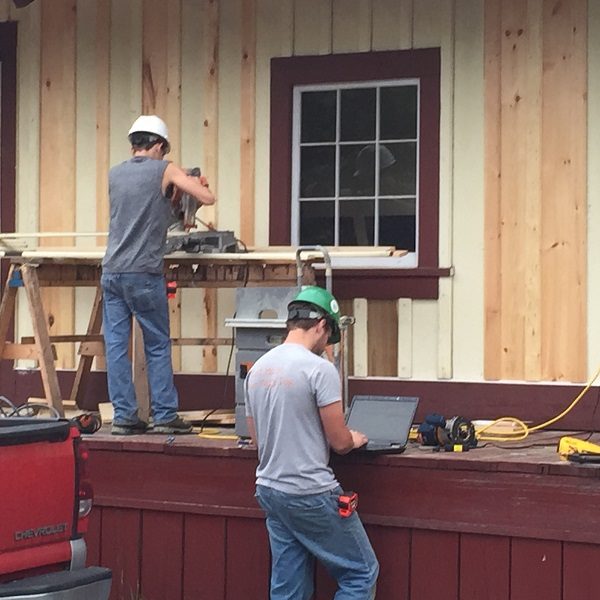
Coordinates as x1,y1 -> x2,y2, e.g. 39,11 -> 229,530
102,115 -> 215,436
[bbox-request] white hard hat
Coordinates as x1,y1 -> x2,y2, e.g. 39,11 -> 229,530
128,115 -> 170,153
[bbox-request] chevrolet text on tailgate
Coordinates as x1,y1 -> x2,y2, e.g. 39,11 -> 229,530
0,415 -> 111,599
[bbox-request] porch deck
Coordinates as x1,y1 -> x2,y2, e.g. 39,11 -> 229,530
85,429 -> 600,600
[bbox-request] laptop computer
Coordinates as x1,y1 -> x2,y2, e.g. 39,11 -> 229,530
345,395 -> 419,454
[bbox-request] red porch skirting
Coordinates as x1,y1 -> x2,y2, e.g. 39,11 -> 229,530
85,433 -> 600,600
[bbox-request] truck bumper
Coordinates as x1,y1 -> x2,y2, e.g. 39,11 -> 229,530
0,567 -> 111,600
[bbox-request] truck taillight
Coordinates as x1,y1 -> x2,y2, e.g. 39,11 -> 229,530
79,481 -> 93,519
75,439 -> 94,532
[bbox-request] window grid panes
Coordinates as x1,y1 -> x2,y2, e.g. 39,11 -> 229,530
292,80 -> 419,251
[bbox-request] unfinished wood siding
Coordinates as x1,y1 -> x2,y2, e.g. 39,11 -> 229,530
484,0 -> 587,382
2,0 -> 595,385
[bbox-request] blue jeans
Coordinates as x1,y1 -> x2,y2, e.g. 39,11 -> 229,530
256,485 -> 378,600
101,272 -> 179,425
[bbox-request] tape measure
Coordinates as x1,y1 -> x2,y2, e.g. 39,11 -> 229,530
417,414 -> 477,452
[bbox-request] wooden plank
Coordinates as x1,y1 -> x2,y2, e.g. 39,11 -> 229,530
225,518 -> 270,600
239,0 -> 256,246
437,275 -> 453,379
563,542 -> 600,600
96,0 -> 111,245
140,511 -> 184,600
20,265 -> 64,416
396,298 -> 412,378
132,319 -> 149,423
2,343 -> 40,360
459,533 -> 509,600
367,300 -> 398,377
180,0 -> 207,373
371,0 -> 413,51
183,515 -> 226,599
13,0 -> 40,369
339,299 -> 354,377
75,0 -> 99,241
483,0 -> 502,379
588,0 -> 600,379
39,0 -> 76,369
353,298 -> 368,376
255,0 -> 293,248
522,0 -> 543,381
200,0 -> 220,374
411,530 -> 459,599
510,538 -> 561,600
100,508 -> 142,600
453,0 -> 484,380
171,337 -> 233,346
293,0 -> 332,55
414,0 -> 455,381
86,507 -> 102,567
412,300 -> 438,379
71,286 -> 104,406
109,0 -> 142,167
332,0 -> 372,53
0,265 -> 17,354
142,0 -> 183,371
498,0 -> 530,379
365,525 -> 410,600
212,0 -> 243,374
540,0 -> 587,382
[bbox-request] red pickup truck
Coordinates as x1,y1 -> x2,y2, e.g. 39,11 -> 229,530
0,416 -> 111,599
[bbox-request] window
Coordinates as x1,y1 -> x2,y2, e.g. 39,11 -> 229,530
292,82 -> 419,253
270,48 -> 446,299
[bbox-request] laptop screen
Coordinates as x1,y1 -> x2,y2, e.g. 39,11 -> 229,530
346,395 -> 419,444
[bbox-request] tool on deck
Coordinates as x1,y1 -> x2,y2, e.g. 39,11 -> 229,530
417,414 -> 478,452
558,436 -> 600,463
338,491 -> 358,518
166,167 -> 240,254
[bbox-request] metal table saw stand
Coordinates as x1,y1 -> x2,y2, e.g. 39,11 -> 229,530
228,246 -> 354,436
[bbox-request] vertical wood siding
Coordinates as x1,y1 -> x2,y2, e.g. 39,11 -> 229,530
484,0 -> 587,382
0,0 -> 593,384
88,503 -> 600,600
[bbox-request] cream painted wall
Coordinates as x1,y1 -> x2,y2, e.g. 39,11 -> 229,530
1,0 -> 591,384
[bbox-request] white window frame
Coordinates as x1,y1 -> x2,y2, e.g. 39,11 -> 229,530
291,79 -> 420,268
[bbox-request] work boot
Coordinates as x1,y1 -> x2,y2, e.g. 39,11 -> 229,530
151,415 -> 194,435
111,419 -> 149,436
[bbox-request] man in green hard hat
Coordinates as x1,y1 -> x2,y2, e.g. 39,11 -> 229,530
245,285 -> 379,600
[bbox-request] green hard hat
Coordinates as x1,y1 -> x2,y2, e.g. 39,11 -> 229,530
288,285 -> 341,344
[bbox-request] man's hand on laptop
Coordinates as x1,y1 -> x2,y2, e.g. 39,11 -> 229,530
350,430 -> 368,449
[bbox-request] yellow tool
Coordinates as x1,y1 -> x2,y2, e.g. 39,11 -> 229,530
558,436 -> 600,462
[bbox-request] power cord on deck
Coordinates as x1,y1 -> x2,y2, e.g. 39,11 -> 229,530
476,363 -> 600,443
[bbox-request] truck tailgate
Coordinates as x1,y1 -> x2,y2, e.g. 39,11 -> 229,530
0,422 -> 76,574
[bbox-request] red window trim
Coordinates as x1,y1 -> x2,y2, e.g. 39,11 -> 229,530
269,48 -> 441,300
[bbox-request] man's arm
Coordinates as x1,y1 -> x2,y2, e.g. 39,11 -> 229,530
319,401 -> 368,455
163,162 -> 216,205
246,416 -> 257,446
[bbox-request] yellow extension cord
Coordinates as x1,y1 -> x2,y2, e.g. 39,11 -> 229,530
476,363 -> 600,442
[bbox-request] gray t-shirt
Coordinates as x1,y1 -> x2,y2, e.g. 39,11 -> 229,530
103,156 -> 170,274
245,342 -> 341,495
